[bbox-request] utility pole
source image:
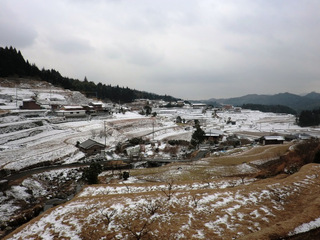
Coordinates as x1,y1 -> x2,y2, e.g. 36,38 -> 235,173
152,119 -> 155,141
15,83 -> 17,107
104,121 -> 107,146
104,121 -> 107,159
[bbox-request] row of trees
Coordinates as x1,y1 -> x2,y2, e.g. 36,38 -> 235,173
0,46 -> 179,103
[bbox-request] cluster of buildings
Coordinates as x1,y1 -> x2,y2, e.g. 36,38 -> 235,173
19,98 -> 113,118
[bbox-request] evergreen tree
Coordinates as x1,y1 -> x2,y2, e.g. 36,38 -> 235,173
82,163 -> 103,184
191,125 -> 205,146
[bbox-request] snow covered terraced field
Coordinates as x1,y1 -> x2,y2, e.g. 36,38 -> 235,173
1,78 -> 319,172
1,107 -> 316,172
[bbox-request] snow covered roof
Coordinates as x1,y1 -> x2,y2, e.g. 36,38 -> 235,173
90,102 -> 103,106
63,105 -> 84,110
262,136 -> 285,141
205,129 -> 224,136
22,98 -> 34,102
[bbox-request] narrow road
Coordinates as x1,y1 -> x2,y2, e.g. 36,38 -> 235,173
2,161 -> 123,182
2,157 -> 194,183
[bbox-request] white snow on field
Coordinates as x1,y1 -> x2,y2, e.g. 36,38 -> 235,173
38,92 -> 66,101
1,82 -> 319,171
1,103 -> 319,171
8,204 -> 83,240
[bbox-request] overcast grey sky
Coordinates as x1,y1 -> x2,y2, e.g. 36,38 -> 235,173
1,0 -> 319,100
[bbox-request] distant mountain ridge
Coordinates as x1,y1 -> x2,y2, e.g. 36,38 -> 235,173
203,92 -> 320,112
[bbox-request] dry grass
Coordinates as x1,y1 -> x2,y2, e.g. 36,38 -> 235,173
124,143 -> 292,182
6,144 -> 320,240
6,163 -> 320,240
205,143 -> 292,166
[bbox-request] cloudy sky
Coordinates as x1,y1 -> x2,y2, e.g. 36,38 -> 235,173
1,0 -> 320,100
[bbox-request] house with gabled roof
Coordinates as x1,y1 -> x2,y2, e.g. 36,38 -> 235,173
260,136 -> 285,145
204,129 -> 224,142
56,105 -> 86,117
20,98 -> 42,109
77,139 -> 105,156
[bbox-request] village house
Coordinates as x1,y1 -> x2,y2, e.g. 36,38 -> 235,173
89,102 -> 104,111
176,100 -> 185,107
204,129 -> 224,142
56,105 -> 86,118
20,99 -> 42,110
260,136 -> 285,145
81,104 -> 95,115
127,99 -> 150,111
125,145 -> 141,160
192,103 -> 206,109
222,104 -> 233,111
77,139 -> 105,156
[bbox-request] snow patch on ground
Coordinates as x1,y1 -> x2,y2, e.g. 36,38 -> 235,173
289,217 -> 320,236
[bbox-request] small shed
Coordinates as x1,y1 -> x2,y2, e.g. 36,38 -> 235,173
260,136 -> 285,145
77,139 -> 105,155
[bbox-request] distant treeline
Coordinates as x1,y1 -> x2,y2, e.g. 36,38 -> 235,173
0,46 -> 179,103
242,104 -> 297,115
298,108 -> 320,127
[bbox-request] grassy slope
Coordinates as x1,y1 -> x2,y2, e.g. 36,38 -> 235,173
5,144 -> 320,240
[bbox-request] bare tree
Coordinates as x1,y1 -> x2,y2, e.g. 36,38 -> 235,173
161,180 -> 175,200
191,194 -> 201,208
122,181 -> 131,194
143,198 -> 163,216
101,209 -> 117,227
119,212 -> 156,240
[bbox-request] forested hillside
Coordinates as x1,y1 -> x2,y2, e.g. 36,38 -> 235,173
0,46 -> 179,103
242,104 -> 297,115
205,92 -> 320,112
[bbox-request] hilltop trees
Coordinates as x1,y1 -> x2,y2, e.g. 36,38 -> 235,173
0,46 -> 179,104
0,46 -> 40,77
